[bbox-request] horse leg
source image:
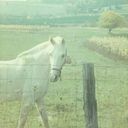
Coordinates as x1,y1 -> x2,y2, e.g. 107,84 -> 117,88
36,98 -> 50,128
18,100 -> 34,128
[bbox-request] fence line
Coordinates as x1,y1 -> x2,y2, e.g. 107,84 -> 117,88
0,62 -> 128,128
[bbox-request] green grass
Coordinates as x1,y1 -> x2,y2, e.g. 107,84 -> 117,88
0,26 -> 128,128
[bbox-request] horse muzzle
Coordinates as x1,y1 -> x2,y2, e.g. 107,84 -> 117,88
49,68 -> 62,82
50,74 -> 59,82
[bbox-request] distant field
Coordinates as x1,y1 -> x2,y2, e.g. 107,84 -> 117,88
0,25 -> 128,60
0,26 -> 128,128
0,1 -> 65,16
116,4 -> 128,14
0,2 -> 128,26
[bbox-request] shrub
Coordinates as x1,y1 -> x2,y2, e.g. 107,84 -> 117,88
89,36 -> 128,60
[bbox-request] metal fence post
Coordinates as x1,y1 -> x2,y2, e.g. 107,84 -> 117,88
83,63 -> 98,128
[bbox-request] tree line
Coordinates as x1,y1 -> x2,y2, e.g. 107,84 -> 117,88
42,0 -> 128,6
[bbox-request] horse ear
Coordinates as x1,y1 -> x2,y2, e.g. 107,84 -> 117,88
49,37 -> 55,45
62,38 -> 65,45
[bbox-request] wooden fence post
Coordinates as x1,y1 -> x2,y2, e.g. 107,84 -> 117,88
83,63 -> 98,128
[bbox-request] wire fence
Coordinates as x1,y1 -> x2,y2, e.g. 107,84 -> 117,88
0,63 -> 83,128
0,61 -> 128,128
95,65 -> 128,128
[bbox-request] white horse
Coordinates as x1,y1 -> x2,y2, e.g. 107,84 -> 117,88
0,36 -> 67,128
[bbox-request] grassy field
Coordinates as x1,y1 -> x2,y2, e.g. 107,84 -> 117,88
0,26 -> 128,128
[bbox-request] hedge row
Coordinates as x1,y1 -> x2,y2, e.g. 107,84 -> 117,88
0,14 -> 99,25
84,36 -> 128,61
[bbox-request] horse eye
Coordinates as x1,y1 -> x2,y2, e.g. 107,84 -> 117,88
62,54 -> 65,58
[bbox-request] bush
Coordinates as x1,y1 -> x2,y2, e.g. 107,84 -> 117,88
88,36 -> 128,60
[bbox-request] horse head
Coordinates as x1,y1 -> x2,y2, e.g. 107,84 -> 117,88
49,37 -> 67,82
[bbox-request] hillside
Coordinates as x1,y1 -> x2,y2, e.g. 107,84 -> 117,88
0,2 -> 65,17
0,1 -> 128,17
0,2 -> 127,26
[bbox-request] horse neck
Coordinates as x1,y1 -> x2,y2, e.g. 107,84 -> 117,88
34,42 -> 52,66
17,41 -> 50,58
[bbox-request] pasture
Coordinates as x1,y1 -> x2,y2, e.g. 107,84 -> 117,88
0,26 -> 128,128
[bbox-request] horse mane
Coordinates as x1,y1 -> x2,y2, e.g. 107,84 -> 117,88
17,37 -> 64,59
17,41 -> 50,58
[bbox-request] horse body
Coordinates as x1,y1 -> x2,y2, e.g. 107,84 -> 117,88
0,37 -> 67,128
0,41 -> 50,103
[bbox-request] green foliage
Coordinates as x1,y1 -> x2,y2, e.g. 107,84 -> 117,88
99,11 -> 126,33
0,14 -> 98,26
64,0 -> 128,14
64,0 -> 100,14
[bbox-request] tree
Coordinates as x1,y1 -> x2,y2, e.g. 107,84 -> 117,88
98,11 -> 126,33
